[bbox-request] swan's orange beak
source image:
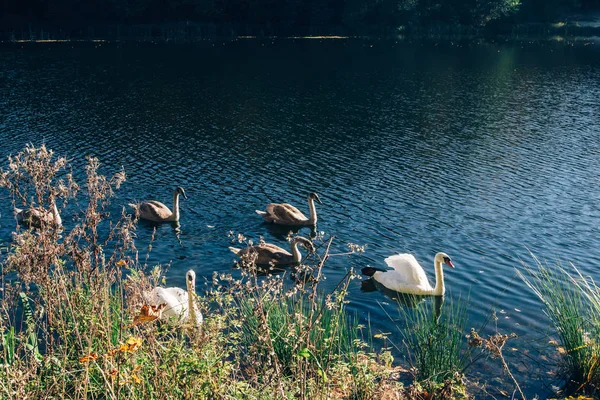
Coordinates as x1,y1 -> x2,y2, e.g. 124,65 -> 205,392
444,259 -> 455,268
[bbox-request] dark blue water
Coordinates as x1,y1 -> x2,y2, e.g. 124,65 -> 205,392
1,39 -> 599,397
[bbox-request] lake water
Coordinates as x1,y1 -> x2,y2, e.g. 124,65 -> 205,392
1,39 -> 599,397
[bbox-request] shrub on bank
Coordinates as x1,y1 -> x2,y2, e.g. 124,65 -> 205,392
0,145 -> 401,399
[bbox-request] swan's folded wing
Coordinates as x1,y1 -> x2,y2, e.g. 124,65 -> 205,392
384,254 -> 428,286
145,287 -> 189,318
265,203 -> 307,223
139,201 -> 172,220
256,243 -> 291,264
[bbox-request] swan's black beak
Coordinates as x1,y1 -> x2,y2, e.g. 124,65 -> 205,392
443,257 -> 455,268
315,194 -> 322,204
182,191 -> 188,200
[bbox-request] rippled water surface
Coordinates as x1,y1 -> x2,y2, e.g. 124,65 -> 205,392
1,39 -> 599,397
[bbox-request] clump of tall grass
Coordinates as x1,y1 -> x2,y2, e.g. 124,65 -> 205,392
214,234 -> 403,398
393,295 -> 470,397
0,144 -> 402,399
518,256 -> 600,397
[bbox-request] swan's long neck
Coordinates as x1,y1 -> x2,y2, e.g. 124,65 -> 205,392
433,259 -> 445,296
172,192 -> 181,221
307,197 -> 317,224
51,201 -> 61,226
187,281 -> 200,327
290,240 -> 303,263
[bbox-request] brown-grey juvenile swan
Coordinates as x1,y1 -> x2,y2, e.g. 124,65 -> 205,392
229,236 -> 315,266
362,252 -> 454,296
130,186 -> 187,222
256,192 -> 321,226
15,196 -> 62,229
144,269 -> 203,327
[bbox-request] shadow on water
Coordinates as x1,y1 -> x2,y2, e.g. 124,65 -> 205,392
361,278 -> 445,320
262,222 -> 317,240
136,219 -> 184,245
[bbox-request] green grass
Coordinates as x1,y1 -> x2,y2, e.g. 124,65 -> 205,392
236,292 -> 359,377
396,295 -> 470,389
519,257 -> 600,396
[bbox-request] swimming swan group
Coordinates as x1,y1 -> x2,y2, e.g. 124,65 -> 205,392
14,187 -> 454,327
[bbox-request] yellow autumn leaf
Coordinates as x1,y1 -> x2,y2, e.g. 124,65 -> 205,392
116,259 -> 128,267
131,373 -> 142,384
119,336 -> 143,353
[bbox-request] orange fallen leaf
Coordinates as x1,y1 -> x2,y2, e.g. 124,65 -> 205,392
108,369 -> 118,378
116,259 -> 128,267
119,336 -> 143,353
130,304 -> 165,327
79,352 -> 99,363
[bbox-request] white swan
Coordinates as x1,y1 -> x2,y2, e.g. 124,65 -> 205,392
256,192 -> 321,226
362,252 -> 454,296
229,236 -> 315,266
15,196 -> 62,229
130,186 -> 187,222
144,269 -> 203,327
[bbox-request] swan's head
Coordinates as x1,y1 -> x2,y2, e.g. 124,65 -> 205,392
186,269 -> 196,291
308,192 -> 322,204
175,186 -> 188,199
435,252 -> 454,268
292,236 -> 316,253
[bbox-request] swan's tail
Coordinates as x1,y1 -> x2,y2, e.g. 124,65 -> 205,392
229,247 -> 242,255
255,210 -> 267,216
361,266 -> 386,277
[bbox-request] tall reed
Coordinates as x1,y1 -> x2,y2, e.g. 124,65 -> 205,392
518,256 -> 600,396
395,295 -> 470,394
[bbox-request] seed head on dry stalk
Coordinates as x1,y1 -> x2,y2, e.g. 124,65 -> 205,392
467,327 -> 523,399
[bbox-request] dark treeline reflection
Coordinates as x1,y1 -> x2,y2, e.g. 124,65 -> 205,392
1,0 -> 599,37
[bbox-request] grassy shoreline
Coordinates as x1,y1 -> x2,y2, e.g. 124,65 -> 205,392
0,145 -> 598,399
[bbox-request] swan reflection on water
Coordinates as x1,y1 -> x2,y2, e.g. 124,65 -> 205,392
262,222 -> 317,240
361,278 -> 445,321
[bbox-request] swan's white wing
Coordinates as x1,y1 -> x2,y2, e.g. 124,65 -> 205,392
373,271 -> 434,295
145,287 -> 190,320
384,254 -> 429,286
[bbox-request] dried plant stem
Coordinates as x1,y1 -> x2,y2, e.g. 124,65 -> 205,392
497,346 -> 525,399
